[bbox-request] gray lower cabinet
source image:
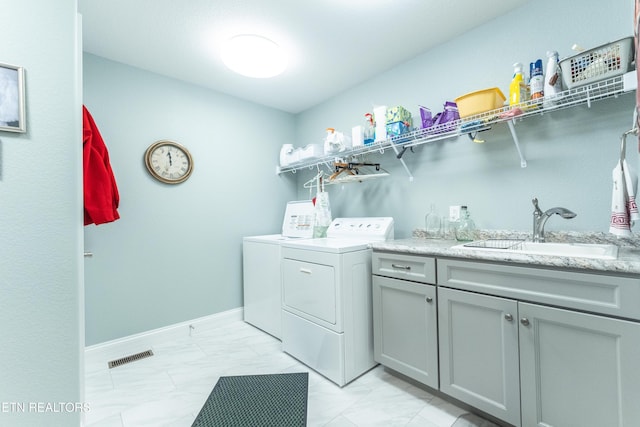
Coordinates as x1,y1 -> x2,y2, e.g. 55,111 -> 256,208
372,275 -> 439,388
438,287 -> 521,426
519,302 -> 640,427
372,252 -> 439,389
440,286 -> 640,427
372,253 -> 640,427
437,258 -> 640,427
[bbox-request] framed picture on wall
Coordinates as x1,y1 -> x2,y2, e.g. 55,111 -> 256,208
0,62 -> 25,133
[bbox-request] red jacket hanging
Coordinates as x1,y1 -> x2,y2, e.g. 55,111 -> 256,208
83,105 -> 120,225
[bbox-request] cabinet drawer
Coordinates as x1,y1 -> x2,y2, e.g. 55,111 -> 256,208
372,252 -> 436,284
438,258 -> 640,320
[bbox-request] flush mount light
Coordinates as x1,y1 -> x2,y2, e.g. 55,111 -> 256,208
221,34 -> 287,78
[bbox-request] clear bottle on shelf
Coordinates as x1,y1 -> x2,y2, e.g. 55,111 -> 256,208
455,206 -> 476,242
424,204 -> 442,239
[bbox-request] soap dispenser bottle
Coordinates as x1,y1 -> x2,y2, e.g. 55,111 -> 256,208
509,63 -> 529,107
455,206 -> 476,242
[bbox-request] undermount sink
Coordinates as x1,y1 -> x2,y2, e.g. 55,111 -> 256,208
455,239 -> 619,260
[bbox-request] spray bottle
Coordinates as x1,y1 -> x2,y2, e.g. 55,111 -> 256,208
509,63 -> 529,107
363,113 -> 375,145
543,51 -> 563,108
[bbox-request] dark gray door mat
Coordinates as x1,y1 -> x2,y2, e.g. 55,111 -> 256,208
191,372 -> 309,427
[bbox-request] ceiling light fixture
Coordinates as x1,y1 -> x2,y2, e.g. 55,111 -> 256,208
221,34 -> 287,78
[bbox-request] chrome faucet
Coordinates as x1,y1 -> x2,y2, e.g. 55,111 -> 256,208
532,198 -> 577,243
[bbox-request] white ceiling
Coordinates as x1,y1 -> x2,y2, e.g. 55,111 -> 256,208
78,0 -> 530,114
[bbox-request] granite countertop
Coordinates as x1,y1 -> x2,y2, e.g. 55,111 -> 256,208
370,230 -> 640,275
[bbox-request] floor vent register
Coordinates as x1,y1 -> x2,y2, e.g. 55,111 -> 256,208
108,349 -> 154,369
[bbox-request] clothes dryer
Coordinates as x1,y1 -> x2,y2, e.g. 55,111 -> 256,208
280,217 -> 394,386
242,200 -> 314,339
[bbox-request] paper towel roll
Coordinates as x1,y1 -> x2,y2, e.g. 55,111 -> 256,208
373,105 -> 387,142
352,125 -> 364,147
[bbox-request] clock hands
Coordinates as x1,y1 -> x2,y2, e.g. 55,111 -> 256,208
166,151 -> 173,166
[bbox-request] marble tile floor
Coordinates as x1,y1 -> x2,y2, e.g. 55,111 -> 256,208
84,320 -> 498,427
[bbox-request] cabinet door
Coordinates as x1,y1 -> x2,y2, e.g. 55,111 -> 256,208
372,276 -> 438,388
519,302 -> 640,427
438,287 -> 521,427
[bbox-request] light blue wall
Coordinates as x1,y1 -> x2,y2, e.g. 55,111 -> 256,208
294,0 -> 636,238
83,54 -> 297,345
83,0 -> 636,345
0,1 -> 83,426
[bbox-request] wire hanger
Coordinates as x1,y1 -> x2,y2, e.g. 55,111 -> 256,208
303,168 -> 328,196
326,161 -> 390,185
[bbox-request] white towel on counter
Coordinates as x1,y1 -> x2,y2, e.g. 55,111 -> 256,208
610,159 -> 640,237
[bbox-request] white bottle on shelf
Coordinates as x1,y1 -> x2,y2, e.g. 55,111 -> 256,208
543,50 -> 563,108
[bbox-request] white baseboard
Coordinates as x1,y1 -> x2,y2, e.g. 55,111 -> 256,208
85,307 -> 243,360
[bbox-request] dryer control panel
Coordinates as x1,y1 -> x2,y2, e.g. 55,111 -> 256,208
326,217 -> 394,241
282,200 -> 315,238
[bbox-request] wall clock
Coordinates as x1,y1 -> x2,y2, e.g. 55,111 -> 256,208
144,140 -> 194,184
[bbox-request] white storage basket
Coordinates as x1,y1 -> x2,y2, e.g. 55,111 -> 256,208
560,37 -> 634,89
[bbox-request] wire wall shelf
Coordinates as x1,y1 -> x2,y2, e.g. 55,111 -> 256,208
277,74 -> 633,176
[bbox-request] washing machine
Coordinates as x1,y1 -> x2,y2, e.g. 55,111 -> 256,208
242,200 -> 314,339
280,217 -> 394,386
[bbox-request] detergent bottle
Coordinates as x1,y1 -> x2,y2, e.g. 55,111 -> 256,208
509,63 -> 529,107
529,59 -> 544,102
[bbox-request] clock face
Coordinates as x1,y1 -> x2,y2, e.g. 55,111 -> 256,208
144,140 -> 193,184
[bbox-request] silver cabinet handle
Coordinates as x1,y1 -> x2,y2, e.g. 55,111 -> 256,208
84,252 -> 93,257
520,318 -> 530,326
391,264 -> 411,270
299,268 -> 312,274
426,297 -> 433,303
505,314 -> 513,321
